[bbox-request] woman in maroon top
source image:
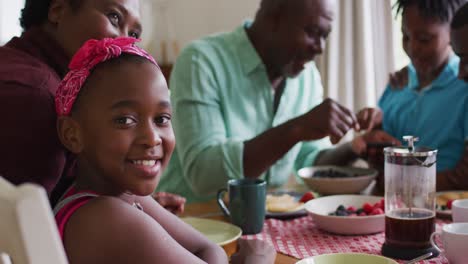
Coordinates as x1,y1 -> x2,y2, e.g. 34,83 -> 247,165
0,0 -> 185,212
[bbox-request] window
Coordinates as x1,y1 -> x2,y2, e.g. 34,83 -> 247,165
392,0 -> 410,70
0,0 -> 24,44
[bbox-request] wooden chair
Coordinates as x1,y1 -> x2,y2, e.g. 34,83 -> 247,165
0,177 -> 68,264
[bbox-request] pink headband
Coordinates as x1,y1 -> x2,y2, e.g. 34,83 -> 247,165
55,37 -> 157,116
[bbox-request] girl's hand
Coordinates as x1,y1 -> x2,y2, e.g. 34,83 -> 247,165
231,239 -> 276,264
356,107 -> 382,132
351,130 -> 401,155
153,192 -> 186,215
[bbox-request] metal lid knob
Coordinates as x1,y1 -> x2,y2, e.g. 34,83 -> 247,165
403,135 -> 419,152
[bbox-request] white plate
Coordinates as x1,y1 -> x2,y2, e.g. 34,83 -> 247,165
305,195 -> 384,235
266,191 -> 308,219
181,217 -> 242,246
296,253 -> 398,264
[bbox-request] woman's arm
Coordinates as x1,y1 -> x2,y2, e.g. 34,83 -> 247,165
437,143 -> 468,191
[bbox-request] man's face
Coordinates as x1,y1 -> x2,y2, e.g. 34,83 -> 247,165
451,25 -> 468,82
270,0 -> 335,78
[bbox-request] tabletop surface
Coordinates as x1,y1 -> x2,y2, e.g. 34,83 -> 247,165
182,198 -> 449,264
182,199 -> 298,264
180,177 -> 450,264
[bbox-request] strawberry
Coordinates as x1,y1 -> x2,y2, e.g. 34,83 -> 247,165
299,192 -> 315,203
379,198 -> 385,210
363,203 -> 374,214
447,199 -> 454,210
371,208 -> 384,215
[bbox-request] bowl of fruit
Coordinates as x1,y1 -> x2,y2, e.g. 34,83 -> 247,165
298,166 -> 377,195
304,195 -> 385,235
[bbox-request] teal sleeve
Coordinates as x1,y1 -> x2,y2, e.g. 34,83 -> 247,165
169,45 -> 244,196
378,83 -> 393,134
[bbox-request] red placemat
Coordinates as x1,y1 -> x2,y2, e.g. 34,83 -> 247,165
243,216 -> 449,263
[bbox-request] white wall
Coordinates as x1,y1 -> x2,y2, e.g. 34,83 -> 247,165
0,0 -> 24,44
143,0 -> 262,64
0,0 -> 259,59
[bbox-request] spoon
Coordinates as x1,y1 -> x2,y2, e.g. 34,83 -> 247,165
405,252 -> 433,264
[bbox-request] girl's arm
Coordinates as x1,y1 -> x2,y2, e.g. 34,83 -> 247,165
63,196 -> 224,264
138,196 -> 228,263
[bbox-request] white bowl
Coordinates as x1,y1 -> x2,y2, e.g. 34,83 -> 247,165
304,195 -> 384,235
296,253 -> 398,264
298,166 -> 377,195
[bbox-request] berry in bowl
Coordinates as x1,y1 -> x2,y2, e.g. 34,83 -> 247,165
304,195 -> 385,235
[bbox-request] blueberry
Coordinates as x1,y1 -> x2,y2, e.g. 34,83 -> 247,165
336,210 -> 349,216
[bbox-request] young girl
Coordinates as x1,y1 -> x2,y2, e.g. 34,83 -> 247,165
53,37 -> 228,263
358,0 -> 468,191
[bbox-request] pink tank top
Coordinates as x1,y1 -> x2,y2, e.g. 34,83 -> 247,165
53,186 -> 98,240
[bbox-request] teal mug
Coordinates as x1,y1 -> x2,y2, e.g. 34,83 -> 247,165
217,179 -> 266,234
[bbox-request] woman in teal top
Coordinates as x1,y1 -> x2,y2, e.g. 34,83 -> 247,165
361,0 -> 468,191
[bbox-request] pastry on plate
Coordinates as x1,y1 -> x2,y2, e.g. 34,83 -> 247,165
266,194 -> 303,213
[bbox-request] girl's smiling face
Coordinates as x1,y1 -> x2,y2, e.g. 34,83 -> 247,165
66,57 -> 175,196
401,5 -> 452,77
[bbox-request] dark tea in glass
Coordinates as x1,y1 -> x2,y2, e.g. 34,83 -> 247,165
385,208 -> 435,248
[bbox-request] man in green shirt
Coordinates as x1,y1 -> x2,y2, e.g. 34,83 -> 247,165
157,0 -> 397,202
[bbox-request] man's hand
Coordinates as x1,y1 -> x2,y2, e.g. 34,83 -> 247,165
153,192 -> 186,215
389,66 -> 408,89
296,98 -> 360,144
356,107 -> 382,132
231,239 -> 276,264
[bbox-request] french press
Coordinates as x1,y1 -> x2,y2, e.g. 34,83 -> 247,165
381,136 -> 438,260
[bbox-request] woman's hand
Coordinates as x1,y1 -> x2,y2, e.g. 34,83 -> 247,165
389,66 -> 408,89
153,192 -> 186,215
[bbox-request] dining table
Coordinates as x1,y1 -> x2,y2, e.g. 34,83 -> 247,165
181,198 -> 298,264
180,183 -> 451,264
